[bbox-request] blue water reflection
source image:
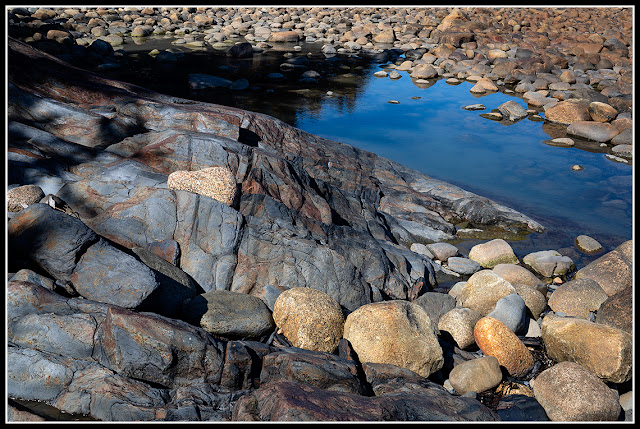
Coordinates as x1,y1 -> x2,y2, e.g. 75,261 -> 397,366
296,71 -> 632,247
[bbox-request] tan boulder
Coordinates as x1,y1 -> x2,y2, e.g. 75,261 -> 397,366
573,241 -> 632,296
7,185 -> 45,212
449,356 -> 502,395
468,239 -> 518,268
269,30 -> 300,42
272,287 -> 345,354
541,314 -> 632,383
588,102 -> 618,122
438,307 -> 482,349
511,283 -> 547,319
544,100 -> 591,125
410,63 -> 438,79
456,270 -> 516,315
343,300 -> 443,378
547,278 -> 608,318
167,166 -> 237,206
533,361 -> 620,421
492,264 -> 546,294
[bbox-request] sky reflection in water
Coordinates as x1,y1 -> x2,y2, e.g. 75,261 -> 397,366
295,72 -> 632,247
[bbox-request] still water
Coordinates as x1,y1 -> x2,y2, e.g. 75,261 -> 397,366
109,39 -> 633,260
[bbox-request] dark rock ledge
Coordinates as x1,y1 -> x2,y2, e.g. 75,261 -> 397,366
7,37 -> 544,421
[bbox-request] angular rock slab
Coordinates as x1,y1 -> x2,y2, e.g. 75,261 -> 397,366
71,238 -> 160,309
93,306 -> 226,388
173,191 -> 244,293
8,203 -> 98,282
533,361 -> 621,421
7,347 -> 79,402
540,314 -> 632,384
260,348 -> 365,395
232,381 -> 500,421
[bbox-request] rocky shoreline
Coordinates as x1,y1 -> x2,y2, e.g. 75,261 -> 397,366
7,6 -> 633,422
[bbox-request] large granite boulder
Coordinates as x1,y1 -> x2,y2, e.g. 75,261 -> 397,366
343,300 -> 443,378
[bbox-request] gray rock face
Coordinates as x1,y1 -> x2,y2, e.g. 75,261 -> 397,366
8,203 -> 99,282
6,35 -> 556,422
232,380 -> 500,421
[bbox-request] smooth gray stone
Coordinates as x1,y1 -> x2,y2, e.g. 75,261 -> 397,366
487,293 -> 528,334
447,257 -> 482,275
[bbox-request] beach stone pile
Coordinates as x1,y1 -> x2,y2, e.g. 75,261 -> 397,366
6,9 -> 633,422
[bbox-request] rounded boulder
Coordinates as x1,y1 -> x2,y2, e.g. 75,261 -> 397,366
533,361 -> 621,421
468,239 -> 518,268
272,287 -> 345,354
474,316 -> 534,377
343,300 -> 443,378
